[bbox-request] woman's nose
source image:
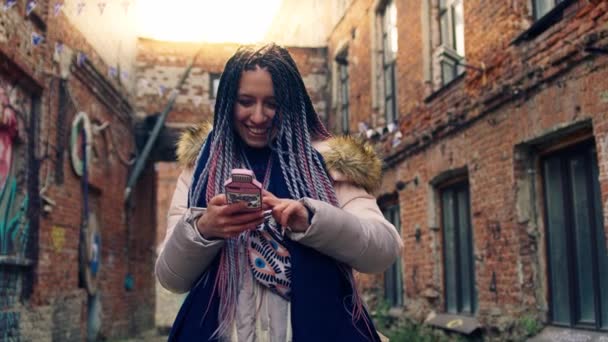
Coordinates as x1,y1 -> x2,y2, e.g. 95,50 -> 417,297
251,103 -> 267,124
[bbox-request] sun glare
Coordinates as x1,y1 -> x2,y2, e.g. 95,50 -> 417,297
136,0 -> 283,43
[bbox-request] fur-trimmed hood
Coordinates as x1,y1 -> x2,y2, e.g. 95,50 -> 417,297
176,123 -> 382,193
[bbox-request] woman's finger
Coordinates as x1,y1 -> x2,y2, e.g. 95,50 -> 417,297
224,219 -> 264,235
225,210 -> 264,225
280,202 -> 299,227
209,194 -> 228,206
223,201 -> 252,215
263,194 -> 281,207
271,202 -> 288,220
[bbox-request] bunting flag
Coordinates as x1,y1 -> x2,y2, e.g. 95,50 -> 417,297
97,2 -> 106,14
53,2 -> 63,16
120,70 -> 129,81
392,131 -> 402,148
108,66 -> 117,79
3,0 -> 17,12
55,42 -> 64,55
77,52 -> 87,67
26,0 -> 36,15
76,1 -> 85,15
158,85 -> 166,97
31,32 -> 44,46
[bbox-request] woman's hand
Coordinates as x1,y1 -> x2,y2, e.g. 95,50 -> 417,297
263,191 -> 310,233
196,194 -> 266,239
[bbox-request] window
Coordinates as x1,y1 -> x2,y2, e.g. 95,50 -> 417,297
542,142 -> 608,330
336,52 -> 350,134
381,0 -> 398,124
209,73 -> 221,99
441,181 -> 476,315
382,204 -> 403,307
533,0 -> 565,20
436,0 -> 465,86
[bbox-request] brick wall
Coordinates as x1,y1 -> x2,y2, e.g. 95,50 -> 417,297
329,0 -> 608,333
135,38 -> 330,124
0,0 -> 155,340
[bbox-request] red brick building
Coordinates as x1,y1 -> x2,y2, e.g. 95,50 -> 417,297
4,0 -> 605,339
0,1 -> 156,340
326,0 -> 608,337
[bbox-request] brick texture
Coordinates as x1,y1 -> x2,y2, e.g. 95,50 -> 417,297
328,0 -> 608,332
0,1 -> 155,340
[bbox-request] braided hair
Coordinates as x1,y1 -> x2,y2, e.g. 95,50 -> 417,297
190,43 -> 338,208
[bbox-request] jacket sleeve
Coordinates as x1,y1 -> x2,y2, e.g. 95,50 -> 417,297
287,180 -> 403,274
155,168 -> 224,294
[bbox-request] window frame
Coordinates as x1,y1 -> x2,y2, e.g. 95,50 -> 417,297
533,0 -> 565,21
379,0 -> 398,124
336,51 -> 350,134
540,140 -> 608,331
512,0 -> 575,43
439,180 -> 477,315
381,203 -> 404,307
436,0 -> 465,87
209,73 -> 221,99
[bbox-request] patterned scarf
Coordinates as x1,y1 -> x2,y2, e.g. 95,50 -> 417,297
240,147 -> 292,299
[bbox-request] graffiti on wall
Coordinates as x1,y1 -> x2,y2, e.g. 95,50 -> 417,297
0,311 -> 20,340
0,77 -> 30,261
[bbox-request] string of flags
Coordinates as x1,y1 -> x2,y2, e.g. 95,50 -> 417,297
54,2 -> 62,16
3,0 -> 133,16
31,31 -> 44,46
3,0 -> 17,12
26,0 -> 36,16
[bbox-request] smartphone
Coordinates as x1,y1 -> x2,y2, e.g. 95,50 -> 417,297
224,168 -> 263,211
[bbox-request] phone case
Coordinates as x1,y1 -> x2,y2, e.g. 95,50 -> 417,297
224,168 -> 263,211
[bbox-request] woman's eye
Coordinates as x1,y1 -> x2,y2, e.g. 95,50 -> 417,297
265,102 -> 277,110
238,99 -> 254,107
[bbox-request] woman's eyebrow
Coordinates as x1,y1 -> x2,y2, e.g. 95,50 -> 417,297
237,93 -> 275,100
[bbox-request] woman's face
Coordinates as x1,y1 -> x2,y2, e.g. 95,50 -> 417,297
233,66 -> 277,148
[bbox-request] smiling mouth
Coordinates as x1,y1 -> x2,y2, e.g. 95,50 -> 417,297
246,126 -> 270,136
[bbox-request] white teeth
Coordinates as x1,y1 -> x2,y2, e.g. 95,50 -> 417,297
248,127 -> 267,134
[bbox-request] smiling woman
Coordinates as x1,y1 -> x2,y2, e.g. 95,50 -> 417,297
136,0 -> 283,43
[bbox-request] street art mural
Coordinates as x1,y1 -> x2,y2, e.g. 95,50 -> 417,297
0,73 -> 33,337
0,75 -> 30,262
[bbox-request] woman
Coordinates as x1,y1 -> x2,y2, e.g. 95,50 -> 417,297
156,44 -> 403,341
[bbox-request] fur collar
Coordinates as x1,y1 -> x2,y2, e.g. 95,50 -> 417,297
176,123 -> 382,193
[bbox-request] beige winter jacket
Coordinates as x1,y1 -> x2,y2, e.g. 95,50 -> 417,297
156,124 -> 403,341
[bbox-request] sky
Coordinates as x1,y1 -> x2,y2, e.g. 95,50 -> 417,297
136,0 -> 283,43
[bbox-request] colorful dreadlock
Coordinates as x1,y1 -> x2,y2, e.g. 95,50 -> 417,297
189,44 -> 368,339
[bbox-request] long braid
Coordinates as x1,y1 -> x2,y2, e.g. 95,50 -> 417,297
192,44 -> 368,339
